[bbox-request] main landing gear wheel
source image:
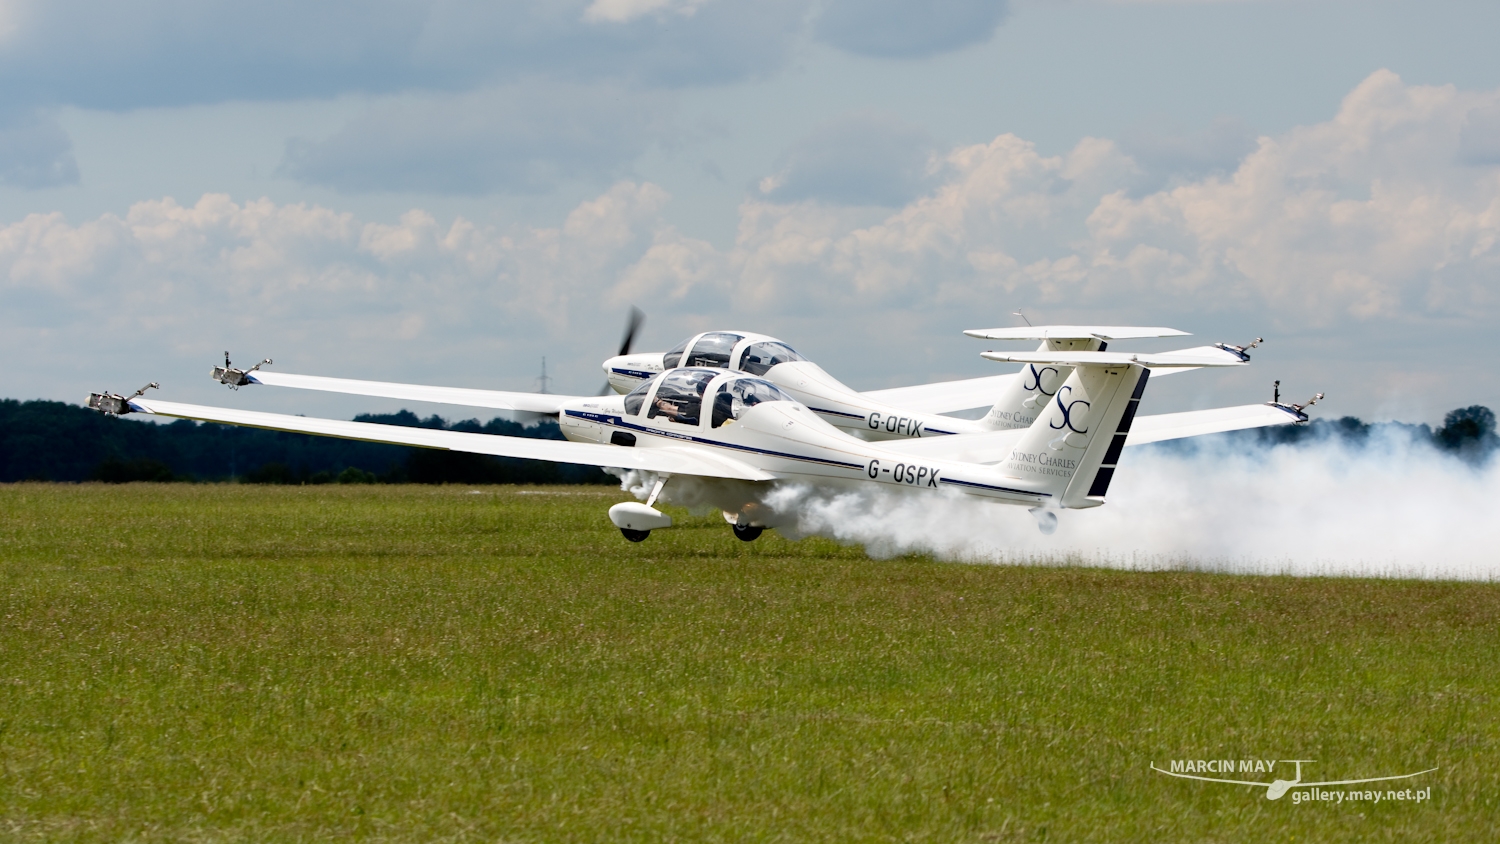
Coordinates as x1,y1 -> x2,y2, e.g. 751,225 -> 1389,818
732,524 -> 764,542
620,528 -> 651,543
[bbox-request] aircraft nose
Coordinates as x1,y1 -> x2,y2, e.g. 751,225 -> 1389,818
1266,780 -> 1294,800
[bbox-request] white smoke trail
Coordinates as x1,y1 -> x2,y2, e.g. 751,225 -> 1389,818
758,428 -> 1500,581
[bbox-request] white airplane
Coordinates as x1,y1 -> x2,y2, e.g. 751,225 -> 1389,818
97,337 -> 1320,544
221,324 -> 1266,445
599,325 -> 1264,440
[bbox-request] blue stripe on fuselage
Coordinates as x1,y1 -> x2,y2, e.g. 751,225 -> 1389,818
938,477 -> 1049,498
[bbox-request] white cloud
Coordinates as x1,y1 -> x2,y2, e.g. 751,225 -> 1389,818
616,71 -> 1500,328
0,184 -> 678,401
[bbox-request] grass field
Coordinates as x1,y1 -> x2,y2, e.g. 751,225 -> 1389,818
0,484 -> 1495,842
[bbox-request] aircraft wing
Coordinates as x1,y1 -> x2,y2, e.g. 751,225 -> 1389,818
244,371 -> 579,415
128,398 -> 777,482
860,374 -> 1019,415
1124,403 -> 1308,446
874,403 -> 1307,464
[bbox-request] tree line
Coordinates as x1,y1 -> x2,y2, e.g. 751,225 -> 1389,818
0,400 -> 612,485
1153,405 -> 1498,464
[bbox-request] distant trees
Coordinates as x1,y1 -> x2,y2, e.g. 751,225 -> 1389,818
1434,406 -> 1498,460
1154,404 -> 1498,465
0,399 -> 612,484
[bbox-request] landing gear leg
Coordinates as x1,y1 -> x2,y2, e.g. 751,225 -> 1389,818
620,528 -> 650,543
732,523 -> 764,542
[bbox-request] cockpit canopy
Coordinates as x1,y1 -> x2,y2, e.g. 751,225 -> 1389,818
737,341 -> 803,376
646,368 -> 719,425
623,368 -> 797,428
659,332 -> 804,376
660,332 -> 742,369
622,374 -> 660,416
710,377 -> 796,428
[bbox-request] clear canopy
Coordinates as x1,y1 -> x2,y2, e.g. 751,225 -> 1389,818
623,374 -> 660,416
737,341 -> 803,376
661,336 -> 691,370
684,332 -> 743,368
646,368 -> 719,425
710,377 -> 797,428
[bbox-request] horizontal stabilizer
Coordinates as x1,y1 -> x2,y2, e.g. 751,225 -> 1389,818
874,402 -> 1306,464
246,371 -> 578,415
979,348 -> 1247,368
964,325 -> 1190,341
128,398 -> 776,482
865,353 -> 1218,417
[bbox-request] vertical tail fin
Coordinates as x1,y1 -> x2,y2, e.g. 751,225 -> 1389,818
1000,363 -> 1149,507
979,338 -> 1105,430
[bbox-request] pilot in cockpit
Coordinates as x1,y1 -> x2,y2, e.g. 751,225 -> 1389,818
653,396 -> 698,425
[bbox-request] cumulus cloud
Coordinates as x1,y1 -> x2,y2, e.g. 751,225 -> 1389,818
0,109 -> 78,188
813,0 -> 1010,59
617,71 -> 1499,329
0,184 -> 681,402
1082,71 -> 1500,321
758,111 -> 939,207
279,83 -> 675,195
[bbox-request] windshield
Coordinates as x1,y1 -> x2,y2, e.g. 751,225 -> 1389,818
711,377 -> 797,428
647,369 -> 718,426
685,332 -> 743,368
737,341 -> 803,376
623,375 -> 659,416
661,336 -> 692,369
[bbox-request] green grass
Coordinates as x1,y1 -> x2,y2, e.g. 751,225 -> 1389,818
0,484 -> 1494,842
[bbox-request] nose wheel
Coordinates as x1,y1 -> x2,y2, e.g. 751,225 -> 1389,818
732,523 -> 764,542
620,528 -> 651,543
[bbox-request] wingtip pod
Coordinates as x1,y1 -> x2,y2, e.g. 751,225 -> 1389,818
1266,389 -> 1324,424
86,382 -> 159,415
212,353 -> 272,389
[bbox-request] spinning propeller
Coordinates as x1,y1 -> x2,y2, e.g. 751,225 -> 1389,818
600,307 -> 645,395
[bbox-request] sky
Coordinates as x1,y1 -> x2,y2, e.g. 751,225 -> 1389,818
2,0 -> 1498,424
